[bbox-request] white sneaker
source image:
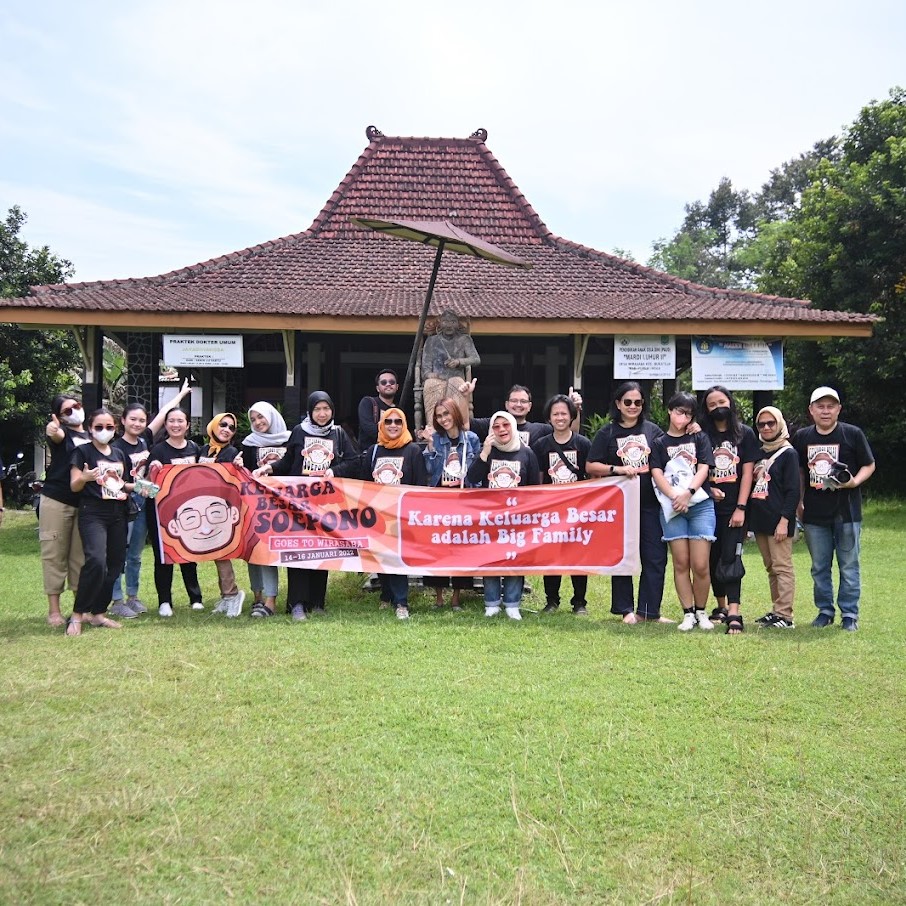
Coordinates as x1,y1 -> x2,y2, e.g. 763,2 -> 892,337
678,611 -> 696,631
212,597 -> 229,614
485,605 -> 501,617
505,607 -> 522,621
159,602 -> 173,618
395,606 -> 410,620
695,610 -> 714,630
226,590 -> 246,618
191,601 -> 204,611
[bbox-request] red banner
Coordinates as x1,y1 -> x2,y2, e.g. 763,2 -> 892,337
154,464 -> 640,576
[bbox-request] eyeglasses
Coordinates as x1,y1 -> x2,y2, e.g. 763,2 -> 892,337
93,425 -> 116,432
60,405 -> 82,417
378,379 -> 397,386
384,418 -> 403,425
756,420 -> 777,429
507,398 -> 530,405
218,421 -> 236,431
620,399 -> 643,407
176,503 -> 230,530
673,409 -> 693,418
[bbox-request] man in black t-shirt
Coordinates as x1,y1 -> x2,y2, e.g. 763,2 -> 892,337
357,369 -> 398,450
793,386 -> 875,631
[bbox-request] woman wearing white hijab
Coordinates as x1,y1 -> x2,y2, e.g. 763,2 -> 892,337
749,406 -> 799,629
466,411 -> 541,620
239,402 -> 291,617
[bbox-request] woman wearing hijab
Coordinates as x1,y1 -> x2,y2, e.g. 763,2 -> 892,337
362,408 -> 427,619
254,391 -> 357,619
197,412 -> 246,617
750,406 -> 800,629
466,411 -> 541,620
239,402 -> 291,617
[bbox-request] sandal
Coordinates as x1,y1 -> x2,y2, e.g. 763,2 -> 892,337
65,616 -> 83,637
710,606 -> 729,623
250,603 -> 275,618
88,615 -> 122,629
725,614 -> 744,635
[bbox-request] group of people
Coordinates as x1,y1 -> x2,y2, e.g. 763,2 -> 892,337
35,367 -> 875,636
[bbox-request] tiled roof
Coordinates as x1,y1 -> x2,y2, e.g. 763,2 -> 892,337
14,127 -> 875,329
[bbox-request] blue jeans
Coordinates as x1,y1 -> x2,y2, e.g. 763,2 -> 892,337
248,563 -> 279,598
611,505 -> 667,619
484,576 -> 524,607
804,521 -> 862,619
111,496 -> 147,601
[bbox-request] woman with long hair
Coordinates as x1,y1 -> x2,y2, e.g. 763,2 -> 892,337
586,381 -> 670,623
40,392 -> 91,627
697,385 -> 759,633
422,397 -> 481,610
531,394 -> 592,615
66,407 -> 133,636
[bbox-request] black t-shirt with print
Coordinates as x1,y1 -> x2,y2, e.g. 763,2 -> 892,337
749,446 -> 800,535
793,422 -> 874,525
44,427 -> 91,507
588,420 -> 664,509
198,443 -> 240,465
470,417 -> 552,447
113,430 -> 153,481
240,443 -> 288,471
70,443 -> 130,504
149,439 -> 201,467
707,425 -> 760,514
466,445 -> 541,489
362,442 -> 428,487
530,432 -> 591,485
271,426 -> 358,478
650,432 -> 715,495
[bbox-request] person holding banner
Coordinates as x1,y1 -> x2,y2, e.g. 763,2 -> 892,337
238,402 -> 290,617
698,386 -> 758,635
362,408 -> 427,620
467,411 -> 541,620
532,394 -> 592,615
586,382 -> 670,624
147,408 -> 204,617
254,391 -> 358,619
650,392 -> 717,632
422,397 -> 481,610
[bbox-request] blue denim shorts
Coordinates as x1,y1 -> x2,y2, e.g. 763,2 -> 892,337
660,498 -> 716,542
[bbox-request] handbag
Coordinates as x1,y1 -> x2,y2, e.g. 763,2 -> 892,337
714,541 -> 746,582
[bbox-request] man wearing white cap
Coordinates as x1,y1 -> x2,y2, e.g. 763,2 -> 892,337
793,386 -> 875,630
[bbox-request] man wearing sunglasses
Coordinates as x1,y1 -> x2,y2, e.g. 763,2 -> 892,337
358,369 -> 400,450
464,384 -> 584,447
793,386 -> 875,631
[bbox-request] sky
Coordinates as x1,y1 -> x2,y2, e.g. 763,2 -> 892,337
2,0 -> 904,284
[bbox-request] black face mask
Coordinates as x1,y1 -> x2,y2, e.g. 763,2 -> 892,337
710,406 -> 731,422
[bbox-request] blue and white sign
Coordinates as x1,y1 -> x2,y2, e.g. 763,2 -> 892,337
691,337 -> 784,390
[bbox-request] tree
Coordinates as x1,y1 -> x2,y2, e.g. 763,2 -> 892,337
1,206 -> 81,457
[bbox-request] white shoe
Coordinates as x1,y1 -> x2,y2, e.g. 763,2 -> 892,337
226,590 -> 246,618
159,603 -> 173,618
484,605 -> 501,617
395,606 -> 410,620
212,597 -> 229,614
695,610 -> 714,630
505,607 -> 522,621
678,611 -> 696,631
191,601 -> 204,611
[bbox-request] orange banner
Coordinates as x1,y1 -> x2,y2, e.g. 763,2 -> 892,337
154,464 -> 640,576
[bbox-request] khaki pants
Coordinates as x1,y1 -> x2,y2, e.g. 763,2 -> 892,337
39,496 -> 84,596
215,559 -> 239,597
755,533 -> 795,620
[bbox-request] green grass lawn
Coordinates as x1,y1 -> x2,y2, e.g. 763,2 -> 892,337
1,501 -> 904,905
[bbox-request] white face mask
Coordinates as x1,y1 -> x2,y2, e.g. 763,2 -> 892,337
93,428 -> 115,444
61,407 -> 83,426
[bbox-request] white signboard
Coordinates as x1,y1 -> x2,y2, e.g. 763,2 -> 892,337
691,337 -> 784,390
614,335 -> 676,379
163,335 -> 244,368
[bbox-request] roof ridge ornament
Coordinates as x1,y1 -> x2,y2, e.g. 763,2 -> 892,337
366,125 -> 384,140
470,127 -> 488,141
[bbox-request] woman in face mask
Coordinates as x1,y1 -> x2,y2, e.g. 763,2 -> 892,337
698,385 -> 760,634
65,408 -> 134,636
40,393 -> 92,627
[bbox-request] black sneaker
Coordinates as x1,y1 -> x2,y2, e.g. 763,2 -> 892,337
765,615 -> 795,629
542,602 -> 560,614
841,617 -> 859,632
754,612 -> 775,626
811,612 -> 835,628
572,605 -> 588,615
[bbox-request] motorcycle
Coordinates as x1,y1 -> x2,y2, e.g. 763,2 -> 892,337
2,452 -> 41,514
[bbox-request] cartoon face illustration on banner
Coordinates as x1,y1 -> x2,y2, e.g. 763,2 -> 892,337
156,465 -> 249,561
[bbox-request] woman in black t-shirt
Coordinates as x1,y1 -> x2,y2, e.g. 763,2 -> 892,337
40,393 -> 91,627
147,408 -> 203,617
66,408 -> 133,636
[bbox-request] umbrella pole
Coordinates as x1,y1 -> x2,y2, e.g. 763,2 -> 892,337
400,241 -> 445,412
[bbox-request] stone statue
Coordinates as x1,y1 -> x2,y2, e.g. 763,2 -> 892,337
421,308 -> 481,424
